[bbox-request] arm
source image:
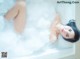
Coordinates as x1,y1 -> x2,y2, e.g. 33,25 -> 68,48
49,14 -> 60,43
52,14 -> 61,25
49,28 -> 58,43
49,23 -> 58,43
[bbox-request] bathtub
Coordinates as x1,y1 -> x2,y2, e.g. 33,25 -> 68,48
0,0 -> 75,59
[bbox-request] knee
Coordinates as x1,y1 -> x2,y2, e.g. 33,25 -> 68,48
17,1 -> 26,8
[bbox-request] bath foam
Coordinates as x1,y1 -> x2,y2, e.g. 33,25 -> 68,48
0,0 -> 75,58
0,16 -> 6,31
0,2 -> 57,57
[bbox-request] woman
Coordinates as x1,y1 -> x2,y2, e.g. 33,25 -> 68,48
50,14 -> 80,43
0,0 -> 26,34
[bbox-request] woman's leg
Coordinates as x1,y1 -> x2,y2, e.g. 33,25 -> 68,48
4,1 -> 26,34
4,3 -> 19,20
14,2 -> 26,34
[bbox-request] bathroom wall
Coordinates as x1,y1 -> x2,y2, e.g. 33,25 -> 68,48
75,0 -> 80,59
61,0 -> 80,59
60,55 -> 75,59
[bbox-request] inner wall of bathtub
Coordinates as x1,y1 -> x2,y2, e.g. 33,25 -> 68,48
0,0 -> 75,58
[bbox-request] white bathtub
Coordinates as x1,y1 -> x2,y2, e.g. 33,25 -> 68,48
0,0 -> 75,59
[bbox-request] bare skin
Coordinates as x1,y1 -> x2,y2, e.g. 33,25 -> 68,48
50,14 -> 61,43
4,0 -> 26,34
50,14 -> 75,43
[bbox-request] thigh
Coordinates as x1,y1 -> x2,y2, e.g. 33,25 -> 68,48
14,3 -> 26,33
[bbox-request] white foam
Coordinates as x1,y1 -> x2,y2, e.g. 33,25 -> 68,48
0,0 -> 75,58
